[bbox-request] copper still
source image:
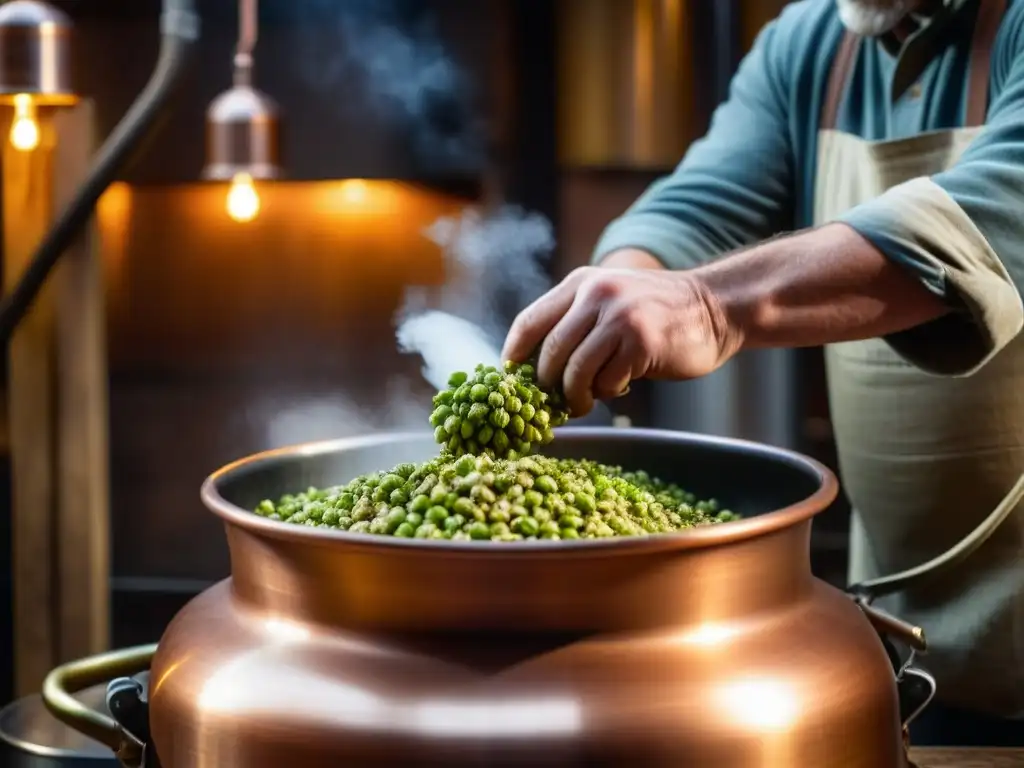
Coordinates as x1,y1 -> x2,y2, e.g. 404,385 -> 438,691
40,428 -> 941,767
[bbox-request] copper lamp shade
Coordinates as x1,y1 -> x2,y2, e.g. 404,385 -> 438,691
201,84 -> 281,181
0,0 -> 75,105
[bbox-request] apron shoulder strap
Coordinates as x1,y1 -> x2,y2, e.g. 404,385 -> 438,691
966,0 -> 1007,126
820,31 -> 861,132
820,0 -> 1008,133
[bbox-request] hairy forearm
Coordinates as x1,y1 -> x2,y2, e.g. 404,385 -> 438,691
692,223 -> 950,349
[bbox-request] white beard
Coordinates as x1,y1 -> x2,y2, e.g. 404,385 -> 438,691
836,0 -> 916,35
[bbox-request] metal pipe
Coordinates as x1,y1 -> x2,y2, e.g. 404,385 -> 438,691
233,0 -> 256,87
0,0 -> 201,344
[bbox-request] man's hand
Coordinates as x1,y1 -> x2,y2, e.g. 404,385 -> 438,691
501,267 -> 741,416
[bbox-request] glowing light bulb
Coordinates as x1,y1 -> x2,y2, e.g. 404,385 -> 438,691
10,94 -> 39,152
226,172 -> 260,223
339,178 -> 368,205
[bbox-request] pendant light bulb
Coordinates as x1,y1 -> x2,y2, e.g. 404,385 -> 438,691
10,93 -> 39,152
202,0 -> 282,216
226,172 -> 260,223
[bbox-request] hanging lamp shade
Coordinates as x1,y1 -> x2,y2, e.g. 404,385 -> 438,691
202,0 -> 281,182
0,0 -> 75,105
201,83 -> 281,181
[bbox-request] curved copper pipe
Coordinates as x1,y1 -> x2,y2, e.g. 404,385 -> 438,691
233,0 -> 258,87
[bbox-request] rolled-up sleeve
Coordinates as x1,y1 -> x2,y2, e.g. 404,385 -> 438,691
838,23 -> 1024,376
591,9 -> 796,269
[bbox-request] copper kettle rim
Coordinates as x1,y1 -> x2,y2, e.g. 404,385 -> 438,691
200,427 -> 840,557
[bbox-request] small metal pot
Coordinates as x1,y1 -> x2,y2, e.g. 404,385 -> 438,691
40,428 -> 942,767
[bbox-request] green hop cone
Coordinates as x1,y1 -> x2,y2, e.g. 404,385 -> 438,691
428,361 -> 570,459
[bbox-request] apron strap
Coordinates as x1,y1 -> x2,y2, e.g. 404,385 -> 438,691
966,0 -> 1007,127
820,31 -> 860,131
820,0 -> 1008,133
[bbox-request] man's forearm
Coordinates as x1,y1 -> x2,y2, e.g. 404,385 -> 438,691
692,223 -> 950,349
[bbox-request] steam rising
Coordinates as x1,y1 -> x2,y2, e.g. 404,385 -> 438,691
396,312 -> 502,391
291,0 -> 484,169
396,206 -> 556,390
262,379 -> 432,448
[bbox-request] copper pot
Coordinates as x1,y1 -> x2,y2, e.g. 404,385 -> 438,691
42,428 -> 937,767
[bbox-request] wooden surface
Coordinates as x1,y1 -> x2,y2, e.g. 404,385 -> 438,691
52,100 -> 111,663
910,748 -> 1024,767
3,100 -> 109,695
3,106 -> 60,697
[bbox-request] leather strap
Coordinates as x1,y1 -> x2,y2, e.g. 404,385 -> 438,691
819,0 -> 1008,132
820,31 -> 860,131
965,0 -> 1007,126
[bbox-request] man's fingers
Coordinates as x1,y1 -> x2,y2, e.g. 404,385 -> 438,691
562,324 -> 619,416
536,296 -> 599,389
501,281 -> 581,364
592,337 -> 637,400
502,268 -> 596,363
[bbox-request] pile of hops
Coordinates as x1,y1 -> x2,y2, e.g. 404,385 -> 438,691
255,452 -> 737,542
429,361 -> 570,459
254,358 -> 743,541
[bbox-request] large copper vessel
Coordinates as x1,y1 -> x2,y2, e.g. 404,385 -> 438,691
42,428 -> 937,767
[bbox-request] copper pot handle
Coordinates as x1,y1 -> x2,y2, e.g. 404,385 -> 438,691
41,642 -> 158,765
855,599 -> 928,653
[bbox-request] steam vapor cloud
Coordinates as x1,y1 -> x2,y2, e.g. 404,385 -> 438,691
395,207 -> 616,428
260,378 -> 432,449
289,0 -> 485,170
396,206 -> 556,391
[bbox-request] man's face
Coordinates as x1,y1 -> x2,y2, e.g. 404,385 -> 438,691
835,0 -> 918,35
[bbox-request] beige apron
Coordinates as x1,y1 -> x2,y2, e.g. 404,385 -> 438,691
816,1 -> 1024,716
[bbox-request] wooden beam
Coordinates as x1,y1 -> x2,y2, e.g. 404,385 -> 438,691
2,99 -> 109,695
3,107 -> 59,696
52,99 -> 110,663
